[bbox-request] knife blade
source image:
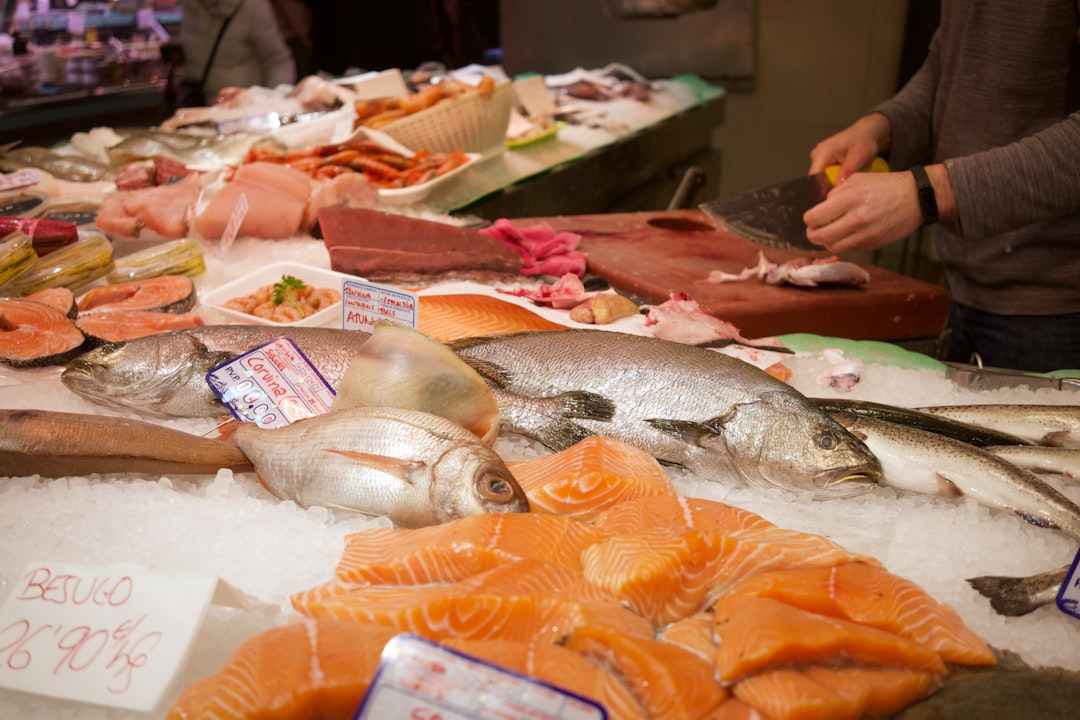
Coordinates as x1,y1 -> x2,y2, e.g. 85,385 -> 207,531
699,158 -> 889,251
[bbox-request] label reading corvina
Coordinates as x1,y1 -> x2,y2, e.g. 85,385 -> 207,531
1056,546 -> 1080,621
205,337 -> 335,429
355,634 -> 608,720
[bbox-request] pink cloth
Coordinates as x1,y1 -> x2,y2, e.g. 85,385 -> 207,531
480,218 -> 587,277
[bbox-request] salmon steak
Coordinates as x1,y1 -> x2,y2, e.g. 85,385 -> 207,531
76,274 -> 197,314
0,297 -> 85,367
76,309 -> 206,346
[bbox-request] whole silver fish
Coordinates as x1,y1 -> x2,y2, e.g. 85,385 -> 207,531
233,406 -> 530,527
105,129 -> 264,167
916,404 -> 1080,448
61,326 -> 371,418
0,145 -> 115,182
986,446 -> 1080,479
450,330 -> 881,498
833,412 -> 1080,541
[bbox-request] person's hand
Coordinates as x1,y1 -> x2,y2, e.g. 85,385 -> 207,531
808,113 -> 891,183
803,171 -> 924,254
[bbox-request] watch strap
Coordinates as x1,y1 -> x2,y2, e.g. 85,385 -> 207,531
910,165 -> 939,225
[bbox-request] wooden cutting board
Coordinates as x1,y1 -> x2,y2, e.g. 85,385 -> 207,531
520,210 -> 950,341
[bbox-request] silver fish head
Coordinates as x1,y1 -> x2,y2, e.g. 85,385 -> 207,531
61,333 -> 232,418
429,444 -> 531,523
720,391 -> 881,498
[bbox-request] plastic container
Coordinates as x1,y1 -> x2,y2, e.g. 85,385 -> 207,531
10,232 -> 114,296
201,262 -> 351,328
377,80 -> 514,156
0,231 -> 39,288
106,237 -> 206,283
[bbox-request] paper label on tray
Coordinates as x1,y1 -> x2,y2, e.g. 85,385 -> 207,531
341,278 -> 418,332
0,169 -> 40,193
219,192 -> 248,256
514,74 -> 559,119
205,337 -> 335,428
356,634 -> 607,720
0,562 -> 219,712
1056,546 -> 1080,621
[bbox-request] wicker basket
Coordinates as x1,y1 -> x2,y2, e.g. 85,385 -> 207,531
377,80 -> 514,156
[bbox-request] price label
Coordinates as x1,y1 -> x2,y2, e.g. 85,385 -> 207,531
0,562 -> 220,712
1056,547 -> 1080,620
341,278 -> 418,332
205,337 -> 336,428
356,634 -> 607,720
0,169 -> 40,193
218,192 -> 249,257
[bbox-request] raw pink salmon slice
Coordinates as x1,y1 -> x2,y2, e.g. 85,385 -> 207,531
566,624 -> 728,720
417,293 -> 566,342
164,619 -> 398,720
591,495 -> 776,536
22,286 -> 76,318
657,611 -> 717,663
441,637 -> 648,720
712,595 -> 948,684
507,435 -> 676,521
329,513 -> 608,586
721,562 -> 996,666
76,310 -> 205,345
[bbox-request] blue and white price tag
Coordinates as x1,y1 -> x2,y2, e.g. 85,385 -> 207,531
1056,547 -> 1080,620
356,634 -> 607,720
205,337 -> 335,428
341,278 -> 418,332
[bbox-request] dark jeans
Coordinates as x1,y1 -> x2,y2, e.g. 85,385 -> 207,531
947,301 -> 1080,373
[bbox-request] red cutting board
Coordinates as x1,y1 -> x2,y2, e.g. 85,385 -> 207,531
519,210 -> 950,341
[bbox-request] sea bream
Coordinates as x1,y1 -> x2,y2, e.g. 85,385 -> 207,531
450,329 -> 881,497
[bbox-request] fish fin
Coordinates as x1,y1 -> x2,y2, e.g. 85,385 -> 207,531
645,418 -> 721,445
536,420 -> 596,451
1041,430 -> 1071,447
933,473 -> 965,499
553,391 -> 616,422
454,355 -> 514,388
966,575 -> 1047,617
325,448 -> 425,483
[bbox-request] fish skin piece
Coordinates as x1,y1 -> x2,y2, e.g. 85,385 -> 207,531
233,406 -> 530,528
60,325 -> 371,418
833,413 -> 1080,541
164,619 -> 398,720
966,565 -> 1069,617
0,408 -> 252,477
451,329 -> 881,498
917,404 -> 1080,448
813,397 -> 1033,447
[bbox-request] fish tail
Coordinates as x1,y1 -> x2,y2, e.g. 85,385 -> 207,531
966,575 -> 1050,617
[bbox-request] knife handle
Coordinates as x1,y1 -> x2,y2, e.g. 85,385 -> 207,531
824,157 -> 890,186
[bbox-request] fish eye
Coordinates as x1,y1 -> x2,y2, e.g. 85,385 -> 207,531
481,473 -> 517,503
818,433 -> 836,450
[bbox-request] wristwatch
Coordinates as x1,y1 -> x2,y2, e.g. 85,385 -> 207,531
910,165 -> 939,225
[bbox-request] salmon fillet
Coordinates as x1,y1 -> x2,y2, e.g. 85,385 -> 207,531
77,274 -> 196,314
0,298 -> 85,367
417,293 -> 566,342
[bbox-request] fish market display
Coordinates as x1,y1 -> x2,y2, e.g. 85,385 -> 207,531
234,406 -> 528,527
94,172 -> 201,239
450,329 -> 881,497
195,161 -> 313,240
247,139 -> 471,186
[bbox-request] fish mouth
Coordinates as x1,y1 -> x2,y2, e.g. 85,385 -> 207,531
813,466 -> 881,495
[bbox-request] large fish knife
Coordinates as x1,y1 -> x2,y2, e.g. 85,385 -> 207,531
699,158 -> 890,250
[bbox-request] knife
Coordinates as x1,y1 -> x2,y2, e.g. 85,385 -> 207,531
699,157 -> 890,250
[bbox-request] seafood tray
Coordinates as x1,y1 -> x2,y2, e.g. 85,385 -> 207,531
377,80 -> 514,157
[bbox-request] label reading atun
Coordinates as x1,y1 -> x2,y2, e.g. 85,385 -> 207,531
356,634 -> 607,720
341,278 -> 418,332
1056,546 -> 1080,621
205,337 -> 335,428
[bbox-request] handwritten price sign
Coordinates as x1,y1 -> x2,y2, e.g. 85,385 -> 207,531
0,562 -> 219,711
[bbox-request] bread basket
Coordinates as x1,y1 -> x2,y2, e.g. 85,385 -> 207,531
377,79 -> 514,156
